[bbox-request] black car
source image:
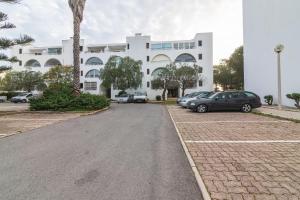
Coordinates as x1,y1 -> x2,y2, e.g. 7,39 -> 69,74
187,91 -> 262,113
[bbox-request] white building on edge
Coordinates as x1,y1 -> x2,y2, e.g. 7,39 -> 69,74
243,0 -> 300,107
10,33 -> 213,100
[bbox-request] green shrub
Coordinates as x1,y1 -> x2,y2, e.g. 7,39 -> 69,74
0,92 -> 20,100
156,95 -> 162,101
286,93 -> 300,109
30,84 -> 110,111
264,95 -> 273,105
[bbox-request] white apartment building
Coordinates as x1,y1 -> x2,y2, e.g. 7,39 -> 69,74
11,33 -> 213,100
243,0 -> 300,107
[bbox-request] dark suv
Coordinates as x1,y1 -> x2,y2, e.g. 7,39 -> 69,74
187,91 -> 262,113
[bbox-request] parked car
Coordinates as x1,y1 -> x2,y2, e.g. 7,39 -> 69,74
187,91 -> 262,113
11,93 -> 33,103
179,91 -> 214,108
177,93 -> 193,104
133,92 -> 148,103
116,94 -> 130,103
0,96 -> 7,103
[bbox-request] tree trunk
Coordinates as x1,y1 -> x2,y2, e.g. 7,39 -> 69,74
181,86 -> 185,97
162,88 -> 167,101
72,16 -> 81,96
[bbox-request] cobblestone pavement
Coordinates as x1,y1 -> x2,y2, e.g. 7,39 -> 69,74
168,106 -> 300,200
0,112 -> 80,138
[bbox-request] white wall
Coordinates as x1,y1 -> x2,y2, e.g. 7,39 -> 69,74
243,0 -> 300,107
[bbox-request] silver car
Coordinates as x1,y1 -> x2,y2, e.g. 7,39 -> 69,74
179,91 -> 214,108
116,94 -> 130,103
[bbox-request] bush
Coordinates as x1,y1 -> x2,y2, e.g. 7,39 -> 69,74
264,95 -> 273,105
286,93 -> 300,109
0,92 -> 20,100
156,95 -> 162,101
30,84 -> 110,111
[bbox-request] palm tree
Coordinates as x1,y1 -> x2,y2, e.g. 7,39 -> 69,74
68,0 -> 86,96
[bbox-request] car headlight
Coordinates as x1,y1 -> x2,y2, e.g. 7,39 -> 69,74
190,103 -> 196,106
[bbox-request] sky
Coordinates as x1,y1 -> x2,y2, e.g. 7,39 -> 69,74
2,0 -> 243,64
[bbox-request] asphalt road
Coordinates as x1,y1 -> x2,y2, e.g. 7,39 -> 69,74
0,104 -> 202,200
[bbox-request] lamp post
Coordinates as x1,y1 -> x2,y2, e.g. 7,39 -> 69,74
274,44 -> 284,110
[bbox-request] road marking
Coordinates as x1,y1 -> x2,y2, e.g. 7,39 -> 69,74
185,140 -> 300,144
0,118 -> 61,121
176,120 -> 290,124
167,109 -> 212,200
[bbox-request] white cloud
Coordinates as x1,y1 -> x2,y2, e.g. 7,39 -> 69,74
2,0 -> 243,64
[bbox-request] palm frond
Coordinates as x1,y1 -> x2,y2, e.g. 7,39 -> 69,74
0,53 -> 8,60
0,0 -> 21,4
0,22 -> 16,29
0,38 -> 14,49
15,34 -> 34,45
0,12 -> 8,22
7,56 -> 19,62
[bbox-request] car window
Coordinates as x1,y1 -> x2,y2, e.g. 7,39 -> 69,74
228,92 -> 242,99
244,92 -> 257,98
27,94 -> 33,97
216,93 -> 227,99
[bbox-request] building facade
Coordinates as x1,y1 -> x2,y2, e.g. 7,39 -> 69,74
243,0 -> 300,107
11,33 -> 213,100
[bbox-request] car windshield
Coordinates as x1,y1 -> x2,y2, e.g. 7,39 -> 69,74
18,93 -> 28,97
135,92 -> 146,96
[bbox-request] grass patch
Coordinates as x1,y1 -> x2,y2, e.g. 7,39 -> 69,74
164,99 -> 177,105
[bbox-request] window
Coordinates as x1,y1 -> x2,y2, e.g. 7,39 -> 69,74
34,53 -> 42,55
81,71 -> 83,76
162,43 -> 172,49
198,40 -> 202,47
85,69 -> 100,78
19,61 -> 22,66
174,43 -> 179,50
198,67 -> 203,73
81,58 -> 83,64
175,53 -> 196,63
127,44 -> 130,49
84,82 -> 97,91
179,43 -> 184,49
80,46 -> 83,52
80,83 -> 83,89
190,42 -> 195,49
228,92 -> 243,99
184,43 -> 189,49
45,59 -> 61,67
85,57 -> 103,65
146,43 -> 150,49
25,59 -> 41,67
147,56 -> 150,62
147,68 -> 150,75
147,81 -> 150,88
244,92 -> 257,98
48,48 -> 62,55
151,43 -> 172,50
198,54 -> 203,60
19,49 -> 22,54
199,80 -> 203,87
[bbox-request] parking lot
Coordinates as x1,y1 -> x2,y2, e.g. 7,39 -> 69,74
0,112 -> 81,138
168,106 -> 300,200
0,102 -> 29,112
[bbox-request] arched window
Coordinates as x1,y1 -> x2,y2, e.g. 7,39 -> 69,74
45,59 -> 62,67
175,53 -> 196,63
25,59 -> 41,67
151,54 -> 171,63
85,69 -> 100,78
151,67 -> 167,79
85,57 -> 103,65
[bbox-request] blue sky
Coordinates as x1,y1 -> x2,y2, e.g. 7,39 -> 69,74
2,0 -> 243,64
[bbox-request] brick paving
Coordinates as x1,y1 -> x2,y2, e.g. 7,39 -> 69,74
168,106 -> 300,200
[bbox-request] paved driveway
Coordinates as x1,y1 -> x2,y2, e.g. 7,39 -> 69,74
0,104 -> 202,200
168,106 -> 300,200
0,102 -> 29,112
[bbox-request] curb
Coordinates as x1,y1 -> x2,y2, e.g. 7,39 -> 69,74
167,108 -> 211,200
79,107 -> 110,116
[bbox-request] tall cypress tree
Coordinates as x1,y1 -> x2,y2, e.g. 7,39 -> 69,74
0,0 -> 34,72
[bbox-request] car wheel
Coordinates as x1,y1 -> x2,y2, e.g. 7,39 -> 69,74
241,104 -> 252,113
22,99 -> 27,103
197,104 -> 208,113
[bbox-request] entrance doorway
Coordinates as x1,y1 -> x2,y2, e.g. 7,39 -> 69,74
167,88 -> 179,98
